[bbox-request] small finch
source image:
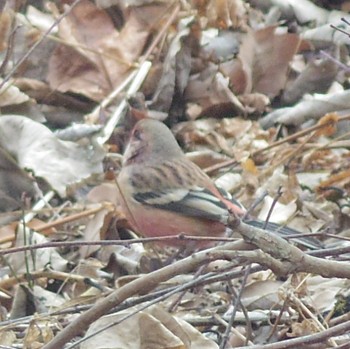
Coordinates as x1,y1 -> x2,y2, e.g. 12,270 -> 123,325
116,118 -> 320,249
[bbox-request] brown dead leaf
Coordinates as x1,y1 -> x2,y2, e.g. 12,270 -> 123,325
301,149 -> 333,170
185,67 -> 245,118
0,11 -> 12,52
173,119 -> 236,156
215,26 -> 299,100
0,146 -> 36,212
220,30 -> 255,95
23,317 -> 54,348
0,223 -> 16,245
282,54 -> 339,105
287,319 -> 318,338
81,305 -> 219,349
206,0 -> 247,29
80,206 -> 115,258
49,44 -> 109,100
307,276 -> 346,313
150,16 -> 194,114
317,169 -> 350,192
241,158 -> 258,175
186,150 -> 230,169
11,284 -> 65,320
218,117 -> 253,137
315,112 -> 339,137
290,273 -> 308,297
48,0 -> 152,101
252,26 -> 301,98
24,218 -> 57,236
139,312 -> 187,349
238,93 -> 270,114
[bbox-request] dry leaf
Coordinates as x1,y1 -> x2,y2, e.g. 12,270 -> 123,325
241,158 -> 258,175
315,112 -> 339,137
317,169 -> 350,192
0,147 -> 36,212
0,330 -> 16,346
0,10 -> 12,51
0,80 -> 31,107
80,206 -> 115,258
206,0 -> 247,29
9,225 -> 68,274
48,0 -> 151,100
23,317 -> 54,348
258,196 -> 297,224
282,54 -> 339,105
81,305 -> 219,349
260,90 -> 350,128
241,280 -> 284,310
0,115 -> 104,196
252,26 -> 300,98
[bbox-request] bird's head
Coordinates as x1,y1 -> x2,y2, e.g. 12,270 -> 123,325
123,119 -> 182,166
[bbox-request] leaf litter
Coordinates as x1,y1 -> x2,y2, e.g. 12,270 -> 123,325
1,0 -> 350,348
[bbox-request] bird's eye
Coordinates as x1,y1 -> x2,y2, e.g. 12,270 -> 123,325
133,129 -> 142,140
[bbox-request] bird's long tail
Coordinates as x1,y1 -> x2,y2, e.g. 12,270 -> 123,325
244,219 -> 323,250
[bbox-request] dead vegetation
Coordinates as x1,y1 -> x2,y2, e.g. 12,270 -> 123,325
1,0 -> 350,348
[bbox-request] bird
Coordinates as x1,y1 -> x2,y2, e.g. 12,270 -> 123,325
116,118 -> 321,250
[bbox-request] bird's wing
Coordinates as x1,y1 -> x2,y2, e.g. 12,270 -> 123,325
131,179 -> 323,250
133,186 -> 230,223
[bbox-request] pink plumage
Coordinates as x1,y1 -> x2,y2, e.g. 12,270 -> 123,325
116,118 -> 244,247
116,118 -> 321,250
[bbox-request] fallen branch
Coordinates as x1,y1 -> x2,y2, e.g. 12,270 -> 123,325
229,219 -> 350,278
42,217 -> 350,348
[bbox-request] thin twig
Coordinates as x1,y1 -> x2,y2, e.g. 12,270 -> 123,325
167,264 -> 207,313
94,4 -> 180,145
233,318 -> 350,349
33,204 -> 107,233
220,264 -> 252,349
66,268 -> 237,349
204,114 -> 350,175
320,50 -> 350,73
263,186 -> 283,229
140,4 -> 180,65
259,127 -> 317,178
243,189 -> 268,218
96,60 -> 152,145
0,265 -> 265,329
0,270 -> 86,289
330,23 -> 350,37
0,235 -> 241,256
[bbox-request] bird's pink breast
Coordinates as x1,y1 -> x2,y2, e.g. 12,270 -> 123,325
117,189 -> 226,247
